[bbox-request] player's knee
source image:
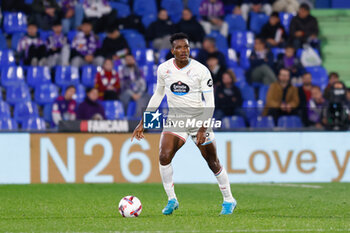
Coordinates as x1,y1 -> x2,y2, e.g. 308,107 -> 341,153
159,149 -> 173,165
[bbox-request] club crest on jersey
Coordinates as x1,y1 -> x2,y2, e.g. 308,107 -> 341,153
170,81 -> 190,96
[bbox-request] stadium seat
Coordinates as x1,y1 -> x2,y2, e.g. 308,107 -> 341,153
258,85 -> 270,101
250,116 -> 275,129
249,12 -> 269,34
222,116 -> 246,129
208,31 -> 228,54
43,103 -> 53,125
226,48 -> 238,68
73,84 -> 86,103
133,0 -> 157,17
161,0 -> 183,23
1,66 -> 25,87
22,117 -> 46,131
123,32 -> 146,50
27,66 -> 52,88
34,83 -> 59,105
6,83 -> 31,105
39,30 -> 52,41
13,101 -> 39,123
233,67 -> 246,86
159,49 -> 170,64
127,101 -> 137,118
225,14 -> 246,34
239,48 -> 252,69
279,12 -> 294,34
81,65 -> 97,88
305,66 -> 328,89
243,100 -> 258,121
187,0 -> 202,17
239,84 -> 255,101
0,32 -> 7,50
133,49 -> 154,66
0,118 -> 18,130
190,48 -> 199,59
67,30 -> 78,43
11,32 -> 24,51
55,66 -> 80,88
231,31 -> 255,51
256,99 -> 265,115
0,49 -> 16,67
277,115 -> 303,128
142,64 -> 157,83
110,2 -> 131,18
0,101 -> 11,118
296,47 -> 321,59
3,12 -> 28,34
271,47 -> 285,61
103,101 -> 125,120
142,14 -> 157,28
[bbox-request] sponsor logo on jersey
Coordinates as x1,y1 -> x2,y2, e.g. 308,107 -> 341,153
170,81 -> 190,96
207,79 -> 213,87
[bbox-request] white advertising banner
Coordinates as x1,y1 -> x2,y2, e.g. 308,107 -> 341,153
0,132 -> 349,184
172,132 -> 350,183
0,133 -> 30,184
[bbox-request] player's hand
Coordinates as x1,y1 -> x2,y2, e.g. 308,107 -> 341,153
196,127 -> 207,145
131,121 -> 144,142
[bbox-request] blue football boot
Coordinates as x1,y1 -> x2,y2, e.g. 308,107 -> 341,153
162,198 -> 179,215
220,199 -> 237,215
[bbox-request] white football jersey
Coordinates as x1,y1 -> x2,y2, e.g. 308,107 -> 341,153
157,58 -> 214,112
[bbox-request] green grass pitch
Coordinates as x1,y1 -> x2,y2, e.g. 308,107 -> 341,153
0,183 -> 349,232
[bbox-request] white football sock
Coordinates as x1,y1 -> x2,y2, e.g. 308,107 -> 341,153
159,163 -> 177,200
215,167 -> 235,203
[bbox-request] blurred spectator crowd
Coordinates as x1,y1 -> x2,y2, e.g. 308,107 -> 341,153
0,0 -> 349,131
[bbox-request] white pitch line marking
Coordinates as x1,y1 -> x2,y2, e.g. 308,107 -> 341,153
255,183 -> 323,189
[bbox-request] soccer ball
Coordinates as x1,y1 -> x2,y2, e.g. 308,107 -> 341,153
118,196 -> 142,217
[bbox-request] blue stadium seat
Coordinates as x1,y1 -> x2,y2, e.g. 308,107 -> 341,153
231,31 -> 255,51
190,48 -> 199,58
233,67 -> 246,86
258,85 -> 270,101
11,32 -> 24,51
142,14 -> 157,28
208,31 -> 228,54
39,30 -> 52,41
102,101 -> 125,120
222,116 -> 246,129
0,49 -> 16,67
226,48 -> 238,68
147,83 -> 157,96
133,49 -> 154,66
22,117 -> 46,131
73,84 -> 86,103
277,115 -> 303,128
161,0 -> 183,23
243,100 -> 258,121
81,65 -> 97,88
187,0 -> 202,17
142,64 -> 157,84
27,66 -> 52,88
279,12 -> 294,34
1,66 -> 25,87
34,83 -> 59,105
133,0 -> 157,17
0,32 -> 7,50
249,12 -> 269,34
305,66 -> 328,89
0,101 -> 11,118
159,49 -> 170,64
55,66 -> 80,88
3,12 -> 27,34
239,84 -> 255,101
225,14 -> 246,34
0,118 -> 18,130
123,32 -> 146,50
271,47 -> 285,61
67,30 -> 78,43
296,48 -> 321,58
239,48 -> 252,69
43,103 -> 53,125
250,116 -> 275,129
127,101 -> 137,117
13,101 -> 39,123
110,2 -> 131,18
6,84 -> 31,105
256,99 -> 265,115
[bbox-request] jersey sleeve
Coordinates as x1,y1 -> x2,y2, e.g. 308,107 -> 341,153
156,65 -> 166,87
200,67 -> 214,93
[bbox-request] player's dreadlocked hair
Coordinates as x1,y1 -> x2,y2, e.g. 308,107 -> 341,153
169,33 -> 189,46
